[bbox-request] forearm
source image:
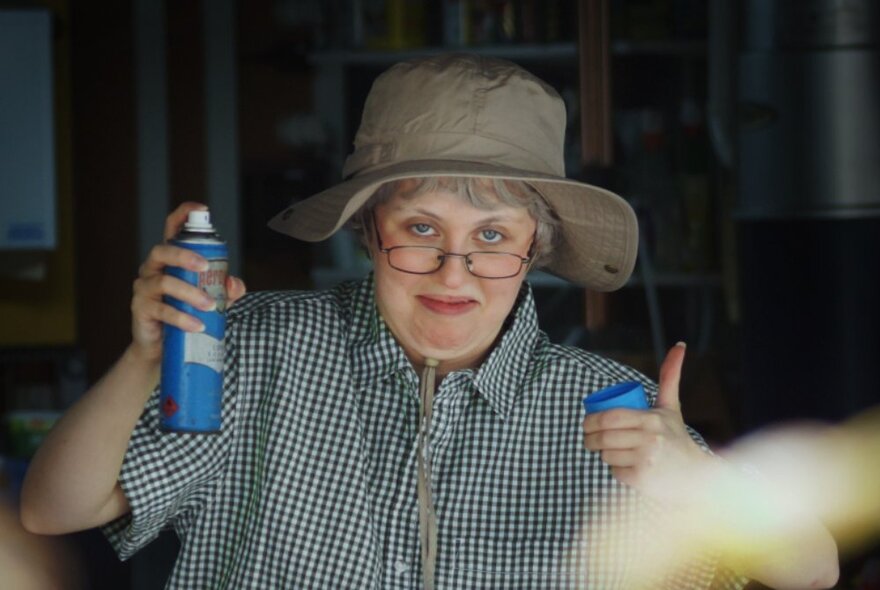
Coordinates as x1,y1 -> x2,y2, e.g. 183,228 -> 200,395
700,459 -> 839,589
20,344 -> 159,534
724,519 -> 838,590
713,412 -> 880,588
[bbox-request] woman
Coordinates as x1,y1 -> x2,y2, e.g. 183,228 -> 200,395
22,54 -> 836,589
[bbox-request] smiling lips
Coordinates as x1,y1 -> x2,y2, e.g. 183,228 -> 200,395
416,295 -> 478,315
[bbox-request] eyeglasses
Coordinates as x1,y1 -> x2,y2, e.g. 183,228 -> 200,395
372,212 -> 534,280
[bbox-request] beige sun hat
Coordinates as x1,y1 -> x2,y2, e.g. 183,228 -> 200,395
269,53 -> 638,291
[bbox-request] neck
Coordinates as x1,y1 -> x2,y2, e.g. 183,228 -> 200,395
407,346 -> 492,379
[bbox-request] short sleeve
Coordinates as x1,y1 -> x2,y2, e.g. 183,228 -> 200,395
100,383 -> 234,560
101,319 -> 241,561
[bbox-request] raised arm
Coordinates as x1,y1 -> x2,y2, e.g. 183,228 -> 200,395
583,344 -> 839,589
20,202 -> 246,534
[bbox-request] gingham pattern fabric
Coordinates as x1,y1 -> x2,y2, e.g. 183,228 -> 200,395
103,275 -> 748,589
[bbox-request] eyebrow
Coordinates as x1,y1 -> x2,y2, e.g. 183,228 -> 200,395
395,207 -> 515,226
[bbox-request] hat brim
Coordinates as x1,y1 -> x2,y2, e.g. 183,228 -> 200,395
268,159 -> 638,291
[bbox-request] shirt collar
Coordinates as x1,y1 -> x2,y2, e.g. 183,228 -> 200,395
348,273 -> 413,393
347,274 -> 540,415
471,281 -> 540,420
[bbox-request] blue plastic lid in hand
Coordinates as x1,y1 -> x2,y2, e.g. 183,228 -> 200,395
582,381 -> 649,414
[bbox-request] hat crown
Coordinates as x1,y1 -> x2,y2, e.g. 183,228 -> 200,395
343,54 -> 567,179
269,53 -> 639,292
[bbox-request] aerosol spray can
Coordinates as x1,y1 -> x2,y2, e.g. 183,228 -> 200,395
160,210 -> 228,432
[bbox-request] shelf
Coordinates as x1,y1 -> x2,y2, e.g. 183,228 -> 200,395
308,43 -> 579,66
307,38 -> 705,67
610,39 -> 706,58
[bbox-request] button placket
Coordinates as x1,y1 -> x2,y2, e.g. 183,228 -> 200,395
420,376 -> 470,523
383,368 -> 425,587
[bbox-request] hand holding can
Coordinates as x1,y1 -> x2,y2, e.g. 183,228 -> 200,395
130,203 -> 219,363
159,208 -> 228,433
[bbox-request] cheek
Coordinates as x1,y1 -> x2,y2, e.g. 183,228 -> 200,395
483,281 -> 523,314
374,266 -> 416,319
486,277 -> 527,333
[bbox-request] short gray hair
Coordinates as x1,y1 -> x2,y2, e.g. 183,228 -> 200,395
348,177 -> 560,267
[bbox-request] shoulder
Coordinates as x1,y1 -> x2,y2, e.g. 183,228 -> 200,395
534,339 -> 658,394
225,281 -> 359,335
227,288 -> 341,320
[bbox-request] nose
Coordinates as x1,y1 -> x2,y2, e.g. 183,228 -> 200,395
436,253 -> 472,288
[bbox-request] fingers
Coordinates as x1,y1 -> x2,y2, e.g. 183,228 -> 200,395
584,428 -> 649,452
134,273 -> 216,312
132,296 -> 205,333
226,275 -> 247,305
585,427 -> 666,475
132,274 -> 215,332
583,408 -> 663,435
132,240 -> 214,335
164,201 -> 208,241
140,244 -> 209,278
130,203 -> 214,359
656,342 -> 686,411
602,450 -> 639,468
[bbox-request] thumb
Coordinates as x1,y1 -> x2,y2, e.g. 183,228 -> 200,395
656,342 -> 686,411
226,275 -> 247,306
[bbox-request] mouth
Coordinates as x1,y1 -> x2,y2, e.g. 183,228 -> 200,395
416,294 -> 479,316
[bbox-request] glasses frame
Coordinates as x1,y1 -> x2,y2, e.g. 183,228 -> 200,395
371,210 -> 535,280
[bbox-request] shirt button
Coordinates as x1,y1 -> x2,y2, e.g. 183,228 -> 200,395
394,560 -> 409,574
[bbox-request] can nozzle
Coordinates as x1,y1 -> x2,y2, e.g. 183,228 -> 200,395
185,210 -> 213,231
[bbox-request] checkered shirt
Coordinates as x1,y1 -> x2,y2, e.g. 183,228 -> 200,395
103,275 -> 749,589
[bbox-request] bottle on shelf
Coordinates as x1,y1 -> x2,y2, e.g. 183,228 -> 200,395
677,95 -> 713,271
626,109 -> 684,272
362,0 -> 427,50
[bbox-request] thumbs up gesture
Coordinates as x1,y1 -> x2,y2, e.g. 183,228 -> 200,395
582,342 -> 712,503
656,341 -> 685,411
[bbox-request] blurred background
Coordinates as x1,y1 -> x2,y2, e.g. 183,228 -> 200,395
0,0 -> 878,588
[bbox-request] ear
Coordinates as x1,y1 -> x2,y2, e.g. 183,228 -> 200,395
346,205 -> 374,258
524,223 -> 540,267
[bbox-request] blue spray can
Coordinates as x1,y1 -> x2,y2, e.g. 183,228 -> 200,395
160,210 -> 228,432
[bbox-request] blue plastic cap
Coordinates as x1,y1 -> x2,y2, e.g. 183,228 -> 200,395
583,381 -> 649,414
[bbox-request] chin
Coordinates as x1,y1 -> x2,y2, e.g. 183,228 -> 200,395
413,332 -> 475,359
418,338 -> 471,359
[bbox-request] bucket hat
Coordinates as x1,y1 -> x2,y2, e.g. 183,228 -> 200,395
269,53 -> 638,291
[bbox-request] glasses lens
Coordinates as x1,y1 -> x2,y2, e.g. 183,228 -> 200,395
388,247 -> 444,273
385,247 -> 524,278
468,252 -> 524,278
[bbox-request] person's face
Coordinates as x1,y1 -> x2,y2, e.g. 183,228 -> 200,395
371,181 -> 536,374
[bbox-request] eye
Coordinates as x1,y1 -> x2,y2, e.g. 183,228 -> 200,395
410,223 -> 436,237
479,229 -> 503,244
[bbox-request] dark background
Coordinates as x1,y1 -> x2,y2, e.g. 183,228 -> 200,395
1,0 -> 878,588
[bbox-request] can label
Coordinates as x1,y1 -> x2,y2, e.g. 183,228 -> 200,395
183,331 -> 224,372
199,261 -> 228,312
